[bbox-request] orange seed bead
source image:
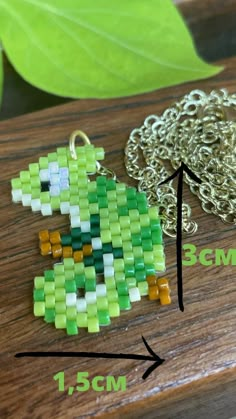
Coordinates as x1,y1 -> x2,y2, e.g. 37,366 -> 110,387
157,278 -> 170,291
73,250 -> 83,262
39,230 -> 50,243
146,275 -> 157,287
148,285 -> 159,300
52,244 -> 63,258
82,244 -> 93,256
40,242 -> 52,256
49,231 -> 61,245
63,246 -> 73,258
160,289 -> 171,305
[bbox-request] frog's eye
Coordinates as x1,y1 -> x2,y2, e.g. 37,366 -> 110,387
39,164 -> 69,196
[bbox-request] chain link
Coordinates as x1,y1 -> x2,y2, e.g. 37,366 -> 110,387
125,89 -> 236,237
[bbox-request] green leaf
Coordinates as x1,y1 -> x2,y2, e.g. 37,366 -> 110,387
0,0 -> 222,99
0,44 -> 3,104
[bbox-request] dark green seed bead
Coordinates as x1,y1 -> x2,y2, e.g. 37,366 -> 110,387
66,320 -> 78,335
145,264 -> 156,276
103,243 -> 113,253
98,310 -> 111,326
44,308 -> 55,323
96,176 -> 107,185
85,278 -> 96,292
127,199 -> 137,210
137,203 -> 148,214
136,270 -> 146,282
141,227 -> 151,239
88,192 -> 98,203
84,256 -> 94,267
97,185 -> 106,197
95,260 -> 104,274
90,214 -> 100,226
65,280 -> 77,293
72,239 -> 82,250
118,295 -> 131,310
98,197 -> 108,208
136,192 -> 147,203
90,225 -> 100,238
113,247 -> 123,258
93,249 -> 103,260
33,289 -> 45,302
152,229 -> 162,244
71,228 -> 81,238
81,233 -> 91,244
126,187 -> 136,199
61,234 -> 72,246
44,270 -> 54,281
117,281 -> 129,296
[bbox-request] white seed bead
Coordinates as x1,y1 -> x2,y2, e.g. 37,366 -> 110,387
81,221 -> 91,233
39,169 -> 49,182
41,203 -> 53,216
103,253 -> 114,266
50,185 -> 60,196
12,189 -> 22,202
49,162 -> 59,174
92,237 -> 102,250
76,298 -> 87,312
104,266 -> 114,278
66,293 -> 77,307
60,179 -> 69,190
59,167 -> 69,178
96,284 -> 107,297
60,202 -> 70,214
31,198 -> 41,212
50,173 -> 60,185
69,205 -> 80,216
85,292 -> 97,304
129,287 -> 141,302
70,215 -> 81,228
22,194 -> 31,206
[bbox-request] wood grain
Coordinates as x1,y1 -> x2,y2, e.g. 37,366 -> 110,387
0,54 -> 236,418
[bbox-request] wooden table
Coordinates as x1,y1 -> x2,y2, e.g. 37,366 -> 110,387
1,4 -> 236,419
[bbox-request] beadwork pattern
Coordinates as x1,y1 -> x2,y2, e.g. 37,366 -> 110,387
11,143 -> 170,335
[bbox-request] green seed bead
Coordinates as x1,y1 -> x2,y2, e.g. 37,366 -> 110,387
108,202 -> 117,213
107,190 -> 116,201
51,196 -> 60,210
130,221 -> 140,234
97,297 -> 108,310
91,225 -> 100,237
54,264 -> 64,275
95,147 -> 105,160
85,278 -> 96,292
30,176 -> 41,188
148,206 -> 159,219
44,308 -> 55,323
136,270 -> 146,282
100,218 -> 110,230
74,263 -> 84,275
94,260 -> 104,274
60,190 -> 70,202
109,212 -> 119,223
39,157 -> 48,169
87,304 -> 97,317
88,317 -> 100,333
101,229 -> 112,243
65,269 -> 75,281
70,172 -> 78,185
48,152 -> 57,162
117,195 -> 127,206
65,280 -> 77,293
150,219 -> 161,231
88,192 -> 98,204
105,277 -> 116,290
113,259 -> 125,272
140,214 -> 150,227
44,282 -> 55,294
98,310 -> 110,326
123,252 -> 134,264
78,187 -> 87,198
31,188 -> 40,199
22,184 -> 31,194
118,296 -> 131,310
113,248 -> 123,258
44,270 -> 54,281
119,216 -> 130,229
145,264 -> 156,276
88,182 -> 97,192
33,289 -> 45,302
40,192 -> 50,204
112,235 -> 122,248
107,289 -> 118,302
80,209 -> 90,221
136,192 -> 147,203
121,229 -> 131,241
80,198 -> 89,209
135,258 -> 145,271
11,178 -> 22,190
154,260 -> 165,271
138,281 -> 148,296
97,185 -> 106,197
117,281 -> 128,296
66,306 -> 77,320
131,234 -> 142,246
116,183 -> 126,194
58,155 -> 68,167
138,202 -> 148,214
118,206 -> 129,216
114,272 -> 125,282
34,302 -> 45,316
108,302 -> 120,317
45,295 -> 55,308
84,266 -> 96,279
100,208 -> 109,218
57,147 -> 67,155
152,230 -> 163,245
97,176 -> 107,185
126,277 -> 136,288
20,170 -> 31,183
126,187 -> 136,199
129,209 -> 139,221
122,241 -> 132,252
142,239 -> 153,251
127,199 -> 137,210
141,227 -> 151,239
66,320 -> 78,335
75,274 -> 85,288
110,222 -> 120,236
64,258 -> 74,270
70,195 -> 79,206
98,197 -> 108,208
106,179 -> 116,191
133,246 -> 143,258
55,288 -> 66,302
29,163 -> 39,175
55,302 -> 66,314
34,276 -> 45,289
124,265 -> 135,277
76,312 -> 88,328
143,251 -> 154,264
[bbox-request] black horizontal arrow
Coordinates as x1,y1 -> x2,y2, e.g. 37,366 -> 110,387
159,162 -> 202,312
15,336 -> 164,380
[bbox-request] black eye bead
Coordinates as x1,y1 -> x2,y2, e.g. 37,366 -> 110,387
41,181 -> 50,192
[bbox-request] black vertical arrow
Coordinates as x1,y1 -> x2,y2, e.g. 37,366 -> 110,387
159,162 -> 202,311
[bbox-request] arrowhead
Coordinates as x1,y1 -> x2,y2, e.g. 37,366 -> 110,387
142,336 -> 165,379
159,161 -> 202,186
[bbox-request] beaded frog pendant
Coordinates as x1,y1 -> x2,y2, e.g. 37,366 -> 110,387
11,131 -> 170,335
